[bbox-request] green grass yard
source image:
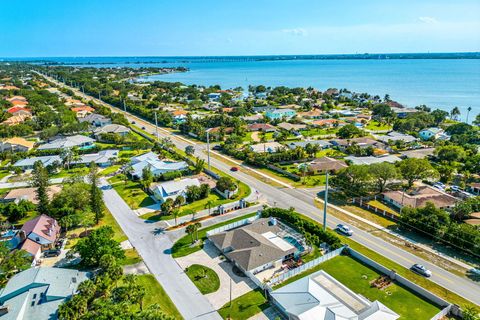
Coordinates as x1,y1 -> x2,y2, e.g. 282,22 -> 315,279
185,264 -> 220,294
107,177 -> 156,209
365,120 -> 393,131
217,289 -> 268,320
120,248 -> 142,266
274,255 -> 440,320
134,274 -> 183,319
99,164 -> 121,176
171,212 -> 258,258
50,167 -> 90,179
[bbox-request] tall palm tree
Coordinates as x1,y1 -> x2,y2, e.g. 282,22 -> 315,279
172,208 -> 179,226
466,106 -> 472,123
186,224 -> 196,243
194,222 -> 202,241
450,107 -> 461,121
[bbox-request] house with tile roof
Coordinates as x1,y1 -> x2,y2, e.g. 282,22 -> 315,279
0,137 -> 35,152
0,267 -> 89,320
2,186 -> 61,205
382,185 -> 458,210
307,157 -> 348,174
6,106 -> 32,117
1,114 -> 31,126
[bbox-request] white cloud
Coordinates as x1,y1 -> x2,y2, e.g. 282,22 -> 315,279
281,28 -> 307,36
419,16 -> 438,24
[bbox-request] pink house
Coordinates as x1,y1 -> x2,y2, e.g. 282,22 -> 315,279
18,215 -> 61,261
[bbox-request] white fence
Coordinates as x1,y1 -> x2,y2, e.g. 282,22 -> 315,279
206,214 -> 260,237
430,305 -> 452,320
266,246 -> 345,287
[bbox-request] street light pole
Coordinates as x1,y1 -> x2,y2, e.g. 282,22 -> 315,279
154,112 -> 159,142
206,130 -> 211,170
323,171 -> 329,231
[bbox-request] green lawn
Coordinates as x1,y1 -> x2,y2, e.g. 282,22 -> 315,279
108,177 -> 156,209
141,178 -> 251,222
99,164 -> 121,176
277,255 -> 440,320
135,274 -> 183,319
185,264 -> 220,294
120,248 -> 142,266
315,148 -> 346,158
217,289 -> 268,320
0,170 -> 10,180
366,199 -> 399,216
50,167 -> 90,179
171,212 -> 258,258
365,120 -> 392,131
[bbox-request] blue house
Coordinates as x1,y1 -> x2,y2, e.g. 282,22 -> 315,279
0,267 -> 89,320
265,108 -> 296,120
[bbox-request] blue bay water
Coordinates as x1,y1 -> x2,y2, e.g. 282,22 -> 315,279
143,59 -> 480,121
11,56 -> 479,120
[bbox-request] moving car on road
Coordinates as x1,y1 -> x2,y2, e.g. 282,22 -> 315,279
230,167 -> 239,172
411,264 -> 432,277
336,224 -> 353,236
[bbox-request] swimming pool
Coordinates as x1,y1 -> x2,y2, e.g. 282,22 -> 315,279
284,236 -> 305,253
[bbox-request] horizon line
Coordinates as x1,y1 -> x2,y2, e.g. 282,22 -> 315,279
1,51 -> 480,60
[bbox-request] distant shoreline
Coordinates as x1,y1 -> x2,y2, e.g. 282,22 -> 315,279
1,52 -> 480,65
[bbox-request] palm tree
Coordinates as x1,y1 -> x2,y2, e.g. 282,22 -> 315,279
186,224 -> 196,243
466,106 -> 472,123
450,107 -> 461,121
194,222 -> 202,241
204,200 -> 214,215
172,208 -> 180,226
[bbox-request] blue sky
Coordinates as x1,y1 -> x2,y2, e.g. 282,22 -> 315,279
1,0 -> 479,57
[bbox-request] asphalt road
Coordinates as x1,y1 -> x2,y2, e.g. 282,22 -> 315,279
40,73 -> 480,306
100,178 -> 222,320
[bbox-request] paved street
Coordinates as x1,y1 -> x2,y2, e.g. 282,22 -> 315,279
100,179 -> 222,320
41,73 -> 480,305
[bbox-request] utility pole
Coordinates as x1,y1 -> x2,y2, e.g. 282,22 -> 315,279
323,171 -> 329,231
206,129 -> 211,170
154,112 -> 159,141
123,99 -> 127,112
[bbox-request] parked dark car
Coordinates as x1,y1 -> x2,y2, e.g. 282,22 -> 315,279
212,145 -> 222,151
43,249 -> 61,258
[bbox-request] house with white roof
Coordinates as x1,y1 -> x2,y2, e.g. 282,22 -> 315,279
344,155 -> 402,165
78,113 -> 112,127
270,270 -> 399,320
129,152 -> 188,179
375,131 -> 417,144
249,142 -> 284,153
150,178 -> 200,203
73,149 -> 119,167
13,155 -> 62,171
0,267 -> 89,320
37,135 -> 95,151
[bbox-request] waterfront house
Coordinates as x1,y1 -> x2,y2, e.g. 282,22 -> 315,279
0,137 -> 35,152
265,108 -> 296,120
150,178 -> 200,203
37,135 -> 95,151
270,270 -> 399,320
0,267 -> 89,320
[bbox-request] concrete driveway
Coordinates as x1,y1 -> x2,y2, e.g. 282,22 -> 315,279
176,241 -> 257,310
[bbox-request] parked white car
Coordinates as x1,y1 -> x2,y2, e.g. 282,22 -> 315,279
336,224 -> 353,236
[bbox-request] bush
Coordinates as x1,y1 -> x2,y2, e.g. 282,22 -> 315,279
261,207 -> 342,249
